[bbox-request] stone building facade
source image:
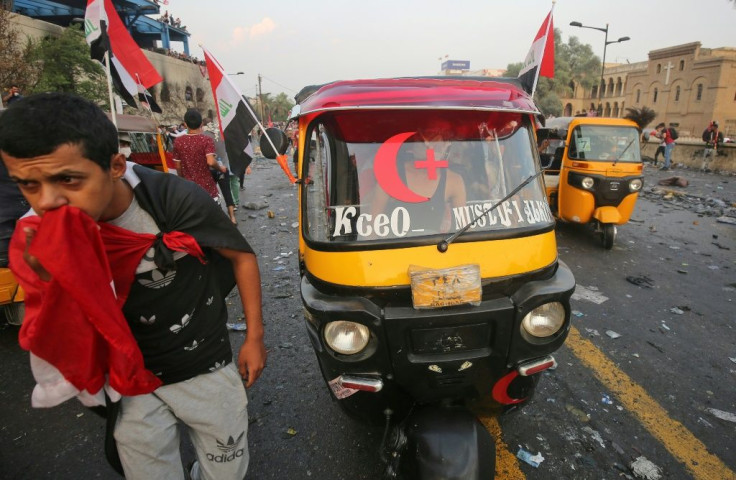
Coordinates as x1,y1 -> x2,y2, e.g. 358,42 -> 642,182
561,42 -> 736,138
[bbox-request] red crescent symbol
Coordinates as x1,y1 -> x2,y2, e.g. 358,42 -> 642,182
374,132 -> 428,203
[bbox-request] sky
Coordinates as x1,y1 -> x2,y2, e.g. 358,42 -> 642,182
161,0 -> 736,100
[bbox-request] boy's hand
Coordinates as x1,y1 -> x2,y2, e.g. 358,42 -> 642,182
237,336 -> 266,388
23,227 -> 51,281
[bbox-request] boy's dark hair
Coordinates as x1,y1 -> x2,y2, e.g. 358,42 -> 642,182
184,109 -> 202,129
0,92 -> 118,170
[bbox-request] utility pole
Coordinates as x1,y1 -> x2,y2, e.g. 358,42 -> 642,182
258,74 -> 265,122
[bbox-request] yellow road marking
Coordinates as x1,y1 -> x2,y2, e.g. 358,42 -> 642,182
566,326 -> 735,480
478,416 -> 526,479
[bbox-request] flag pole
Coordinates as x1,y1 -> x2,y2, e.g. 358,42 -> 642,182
105,50 -> 117,128
135,73 -> 168,172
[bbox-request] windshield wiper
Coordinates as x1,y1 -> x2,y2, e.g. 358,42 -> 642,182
437,169 -> 544,252
613,137 -> 637,166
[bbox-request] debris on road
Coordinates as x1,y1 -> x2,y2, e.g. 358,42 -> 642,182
658,176 -> 689,187
706,408 -> 736,424
630,456 -> 662,480
670,307 -> 685,315
716,216 -> 736,225
605,330 -> 622,339
646,341 -> 664,353
626,275 -> 654,288
226,322 -> 247,331
571,285 -> 609,304
516,447 -> 545,468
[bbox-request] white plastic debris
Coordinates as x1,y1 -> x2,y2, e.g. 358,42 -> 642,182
706,408 -> 736,424
605,330 -> 622,339
516,448 -> 545,468
630,456 -> 662,480
670,307 -> 684,315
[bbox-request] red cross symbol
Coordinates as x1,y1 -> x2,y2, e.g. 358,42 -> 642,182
414,148 -> 448,180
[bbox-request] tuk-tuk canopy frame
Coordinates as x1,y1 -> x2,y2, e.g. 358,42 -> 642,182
295,77 -> 541,117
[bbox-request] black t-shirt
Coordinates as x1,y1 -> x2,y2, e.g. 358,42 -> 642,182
122,252 -> 233,384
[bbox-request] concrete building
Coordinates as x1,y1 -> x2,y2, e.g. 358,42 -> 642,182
561,42 -> 736,138
3,1 -> 215,125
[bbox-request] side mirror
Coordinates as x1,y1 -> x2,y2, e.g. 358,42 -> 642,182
259,128 -> 289,159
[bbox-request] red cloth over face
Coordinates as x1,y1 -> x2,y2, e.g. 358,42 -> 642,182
10,206 -> 206,401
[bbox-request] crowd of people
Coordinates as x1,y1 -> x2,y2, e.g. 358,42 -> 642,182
157,9 -> 185,30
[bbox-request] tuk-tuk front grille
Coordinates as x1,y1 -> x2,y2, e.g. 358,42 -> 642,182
568,172 -> 641,206
410,323 -> 491,355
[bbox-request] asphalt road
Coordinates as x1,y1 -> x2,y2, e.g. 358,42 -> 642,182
1,160 -> 734,479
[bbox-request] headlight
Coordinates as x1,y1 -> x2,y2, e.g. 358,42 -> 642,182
581,177 -> 595,190
324,321 -> 370,354
521,302 -> 566,338
629,178 -> 643,192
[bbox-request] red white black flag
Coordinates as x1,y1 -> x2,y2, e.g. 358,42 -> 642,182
85,0 -> 162,108
202,47 -> 259,177
518,6 -> 555,96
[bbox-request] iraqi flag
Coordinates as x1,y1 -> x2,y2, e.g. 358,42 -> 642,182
85,0 -> 162,108
517,7 -> 554,96
202,47 -> 259,178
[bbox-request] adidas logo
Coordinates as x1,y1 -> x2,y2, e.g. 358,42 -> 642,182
184,338 -> 203,351
216,432 -> 244,453
140,315 -> 156,325
170,310 -> 193,334
138,269 -> 176,289
207,432 -> 246,463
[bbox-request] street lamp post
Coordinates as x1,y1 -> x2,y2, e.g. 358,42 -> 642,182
570,21 -> 629,116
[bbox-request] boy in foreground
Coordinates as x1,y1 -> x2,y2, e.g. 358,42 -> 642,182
0,93 -> 265,479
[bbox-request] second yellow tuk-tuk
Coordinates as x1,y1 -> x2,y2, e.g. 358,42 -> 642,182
538,116 -> 644,249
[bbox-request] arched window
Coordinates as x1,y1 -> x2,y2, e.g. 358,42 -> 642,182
696,83 -> 703,101
616,78 -> 623,96
592,85 -> 598,98
679,60 -> 684,71
607,78 -> 614,97
613,102 -> 620,117
196,88 -> 205,102
636,89 -> 641,103
604,103 -> 611,117
656,64 -> 662,73
185,86 -> 193,102
568,80 -> 575,97
675,86 -> 681,102
653,88 -> 658,103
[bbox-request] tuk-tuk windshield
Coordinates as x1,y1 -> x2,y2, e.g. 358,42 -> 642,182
303,109 -> 553,244
568,125 -> 641,163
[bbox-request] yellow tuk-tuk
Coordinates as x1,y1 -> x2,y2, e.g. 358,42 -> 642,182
262,77 -> 576,478
538,116 -> 643,249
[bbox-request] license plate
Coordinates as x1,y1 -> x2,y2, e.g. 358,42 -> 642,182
409,264 -> 482,309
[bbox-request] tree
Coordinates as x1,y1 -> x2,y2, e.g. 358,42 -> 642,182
0,8 -> 38,94
25,25 -> 108,106
506,28 -> 601,117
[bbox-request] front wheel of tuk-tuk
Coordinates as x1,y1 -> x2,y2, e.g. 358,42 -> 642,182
602,224 -> 616,250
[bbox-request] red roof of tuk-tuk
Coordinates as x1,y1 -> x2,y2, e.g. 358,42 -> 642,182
296,77 -> 539,115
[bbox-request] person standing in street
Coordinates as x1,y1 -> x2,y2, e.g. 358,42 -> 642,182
173,109 -> 237,224
0,93 -> 265,480
701,120 -> 724,171
202,117 -> 239,223
658,123 -> 677,171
